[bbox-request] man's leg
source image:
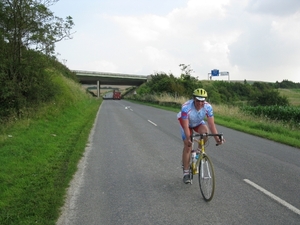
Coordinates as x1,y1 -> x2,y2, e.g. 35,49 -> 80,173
182,139 -> 192,184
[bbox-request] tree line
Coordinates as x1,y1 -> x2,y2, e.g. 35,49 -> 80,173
136,64 -> 300,106
0,0 -> 75,121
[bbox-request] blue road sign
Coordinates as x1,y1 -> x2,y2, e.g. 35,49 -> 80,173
211,69 -> 219,76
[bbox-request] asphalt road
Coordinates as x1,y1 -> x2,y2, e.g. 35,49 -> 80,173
57,100 -> 300,225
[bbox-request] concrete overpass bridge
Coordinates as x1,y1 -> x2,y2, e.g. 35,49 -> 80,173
73,70 -> 150,97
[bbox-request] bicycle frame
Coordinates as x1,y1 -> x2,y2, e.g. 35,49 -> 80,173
193,137 -> 204,175
191,133 -> 223,175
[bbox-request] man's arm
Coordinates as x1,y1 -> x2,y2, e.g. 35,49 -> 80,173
207,116 -> 221,143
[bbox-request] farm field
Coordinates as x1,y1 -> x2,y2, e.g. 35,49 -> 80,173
279,88 -> 300,106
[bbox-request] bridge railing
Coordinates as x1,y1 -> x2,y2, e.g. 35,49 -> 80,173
73,70 -> 149,79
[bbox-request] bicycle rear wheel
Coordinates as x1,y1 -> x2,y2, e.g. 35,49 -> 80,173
198,154 -> 215,201
189,164 -> 193,184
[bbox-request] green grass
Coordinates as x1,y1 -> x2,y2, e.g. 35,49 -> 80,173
0,72 -> 101,225
215,113 -> 300,148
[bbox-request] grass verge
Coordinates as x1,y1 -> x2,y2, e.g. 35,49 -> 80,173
0,73 -> 101,225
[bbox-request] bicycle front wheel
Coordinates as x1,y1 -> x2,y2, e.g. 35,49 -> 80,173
198,154 -> 215,201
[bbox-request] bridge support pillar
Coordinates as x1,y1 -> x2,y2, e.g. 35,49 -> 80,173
97,80 -> 100,97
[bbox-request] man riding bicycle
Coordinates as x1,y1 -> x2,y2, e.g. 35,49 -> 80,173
177,88 -> 224,184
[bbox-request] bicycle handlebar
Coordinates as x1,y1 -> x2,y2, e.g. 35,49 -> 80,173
191,133 -> 224,146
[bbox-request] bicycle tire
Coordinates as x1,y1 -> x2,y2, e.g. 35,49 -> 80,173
198,154 -> 215,201
189,164 -> 193,184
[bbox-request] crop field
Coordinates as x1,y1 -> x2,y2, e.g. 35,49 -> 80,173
278,88 -> 300,106
241,105 -> 300,124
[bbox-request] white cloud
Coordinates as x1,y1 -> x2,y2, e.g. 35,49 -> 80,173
271,12 -> 300,41
112,15 -> 169,42
52,0 -> 300,82
85,60 -> 118,72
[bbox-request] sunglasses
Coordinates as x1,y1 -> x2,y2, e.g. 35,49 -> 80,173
195,99 -> 205,102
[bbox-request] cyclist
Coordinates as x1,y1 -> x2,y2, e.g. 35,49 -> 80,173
177,88 -> 224,184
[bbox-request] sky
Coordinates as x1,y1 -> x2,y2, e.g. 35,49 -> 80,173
50,0 -> 300,83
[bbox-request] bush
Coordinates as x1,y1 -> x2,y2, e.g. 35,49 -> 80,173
249,90 -> 289,106
241,105 -> 300,123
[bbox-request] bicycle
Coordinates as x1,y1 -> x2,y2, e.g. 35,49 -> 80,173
189,132 -> 224,202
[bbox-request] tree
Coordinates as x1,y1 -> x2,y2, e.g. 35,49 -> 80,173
1,0 -> 74,58
145,73 -> 175,94
178,64 -> 200,96
179,64 -> 194,77
0,0 -> 74,119
250,90 -> 289,106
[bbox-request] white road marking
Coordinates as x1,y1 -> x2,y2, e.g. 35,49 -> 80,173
125,106 -> 133,111
244,179 -> 300,216
148,120 -> 157,126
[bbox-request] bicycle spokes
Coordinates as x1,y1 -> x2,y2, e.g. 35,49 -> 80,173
198,156 -> 215,201
201,159 -> 211,179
